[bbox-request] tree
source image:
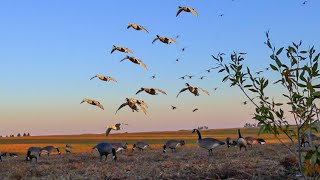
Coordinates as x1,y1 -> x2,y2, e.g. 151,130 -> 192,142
27,133 -> 30,136
213,32 -> 320,178
17,133 -> 21,137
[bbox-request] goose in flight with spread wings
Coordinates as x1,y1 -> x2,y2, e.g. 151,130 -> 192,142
120,56 -> 148,70
90,74 -> 117,83
136,88 -> 167,95
152,35 -> 176,44
176,6 -> 198,17
115,98 -> 148,115
176,83 -> 209,98
111,45 -> 133,54
80,98 -> 104,110
127,22 -> 149,33
106,123 -> 128,136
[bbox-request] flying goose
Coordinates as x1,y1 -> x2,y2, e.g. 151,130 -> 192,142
176,6 -> 198,17
127,22 -> 149,33
95,142 -> 117,162
80,98 -> 104,110
192,108 -> 199,112
171,105 -> 177,110
111,45 -> 133,54
90,74 -> 117,83
150,74 -> 156,79
152,35 -> 176,44
106,123 -> 128,136
115,98 -> 147,114
237,129 -> 247,151
199,76 -> 206,80
192,129 -> 225,156
163,140 -> 185,153
120,56 -> 148,70
110,142 -> 128,153
65,144 -> 72,154
40,146 -> 61,156
132,142 -> 150,152
176,83 -> 209,97
136,88 -> 167,95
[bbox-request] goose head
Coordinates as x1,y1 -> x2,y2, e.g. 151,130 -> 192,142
185,83 -> 190,87
162,145 -> 167,153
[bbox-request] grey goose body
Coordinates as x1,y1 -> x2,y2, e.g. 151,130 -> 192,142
163,140 -> 185,153
192,129 -> 225,156
95,142 -> 117,162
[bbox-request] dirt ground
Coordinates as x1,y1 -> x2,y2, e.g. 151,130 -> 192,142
0,144 -> 298,180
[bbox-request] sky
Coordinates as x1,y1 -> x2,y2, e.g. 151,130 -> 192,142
0,0 -> 319,135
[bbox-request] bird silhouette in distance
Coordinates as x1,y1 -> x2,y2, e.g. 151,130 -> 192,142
152,35 -> 176,44
177,83 -> 209,97
171,106 -> 177,110
193,108 -> 199,112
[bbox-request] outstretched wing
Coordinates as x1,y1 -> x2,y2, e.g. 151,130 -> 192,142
126,48 -> 134,54
152,37 -> 159,44
190,8 -> 198,16
95,101 -> 104,110
176,88 -> 188,98
108,77 -> 117,83
136,89 -> 144,95
138,104 -> 147,114
176,8 -> 183,17
141,26 -> 149,33
120,57 -> 129,62
90,76 -> 97,80
198,87 -> 209,95
127,24 -> 132,29
115,102 -> 128,114
106,128 -> 112,136
169,37 -> 176,43
155,89 -> 167,95
138,60 -> 148,70
111,47 -> 116,54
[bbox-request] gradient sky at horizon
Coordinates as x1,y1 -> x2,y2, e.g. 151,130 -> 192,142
0,0 -> 319,135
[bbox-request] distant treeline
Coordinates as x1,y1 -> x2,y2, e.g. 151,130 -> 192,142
0,133 -> 31,138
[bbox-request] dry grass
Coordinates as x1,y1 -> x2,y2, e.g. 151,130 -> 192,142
0,128 -> 305,179
0,144 -> 298,179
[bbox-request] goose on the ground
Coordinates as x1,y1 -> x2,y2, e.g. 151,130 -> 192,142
110,142 -> 128,153
26,147 -> 41,162
80,98 -> 104,110
176,83 -> 209,97
176,6 -> 198,17
136,88 -> 167,95
237,129 -> 247,151
127,22 -> 149,33
132,142 -> 150,152
120,56 -> 148,70
226,137 -> 237,148
163,140 -> 185,153
192,129 -> 225,156
65,144 -> 72,154
95,142 -> 117,162
40,146 -> 61,156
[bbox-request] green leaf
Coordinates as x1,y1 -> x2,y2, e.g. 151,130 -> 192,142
310,153 -> 318,165
218,69 -> 225,73
300,50 -> 307,54
270,64 -> 278,71
267,40 -> 272,49
312,62 -> 318,74
297,83 -> 307,88
222,75 -> 229,82
275,57 -> 282,67
312,91 -> 320,98
313,84 -> 320,88
276,47 -> 284,55
249,88 -> 258,93
244,85 -> 253,88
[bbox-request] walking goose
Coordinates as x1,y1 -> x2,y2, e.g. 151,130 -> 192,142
110,142 -> 128,153
115,98 -> 147,114
40,146 -> 61,156
111,45 -> 133,54
120,56 -> 148,70
136,88 -> 167,95
65,144 -> 72,154
192,129 -> 225,156
163,140 -> 185,153
152,35 -> 176,44
176,6 -> 198,17
127,22 -> 149,33
95,142 -> 117,162
80,98 -> 104,110
90,74 -> 117,83
132,142 -> 150,152
26,147 -> 41,162
106,123 -> 128,136
237,129 -> 247,151
226,137 -> 237,148
176,83 -> 209,97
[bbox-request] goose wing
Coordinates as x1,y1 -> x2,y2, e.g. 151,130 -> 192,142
120,56 -> 129,62
108,77 -> 117,83
106,128 -> 112,136
138,104 -> 147,114
141,26 -> 149,33
197,87 -> 209,95
126,48 -> 134,54
176,88 -> 188,98
136,89 -> 144,95
169,37 -> 176,43
138,60 -> 148,70
155,89 -> 167,95
176,8 -> 183,17
95,101 -> 104,110
115,102 -> 128,114
190,8 -> 198,16
90,76 -> 97,80
152,37 -> 159,44
111,47 -> 117,54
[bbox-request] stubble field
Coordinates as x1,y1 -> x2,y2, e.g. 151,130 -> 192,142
0,128 -> 301,179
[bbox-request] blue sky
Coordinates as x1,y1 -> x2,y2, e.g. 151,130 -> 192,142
0,0 -> 319,135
